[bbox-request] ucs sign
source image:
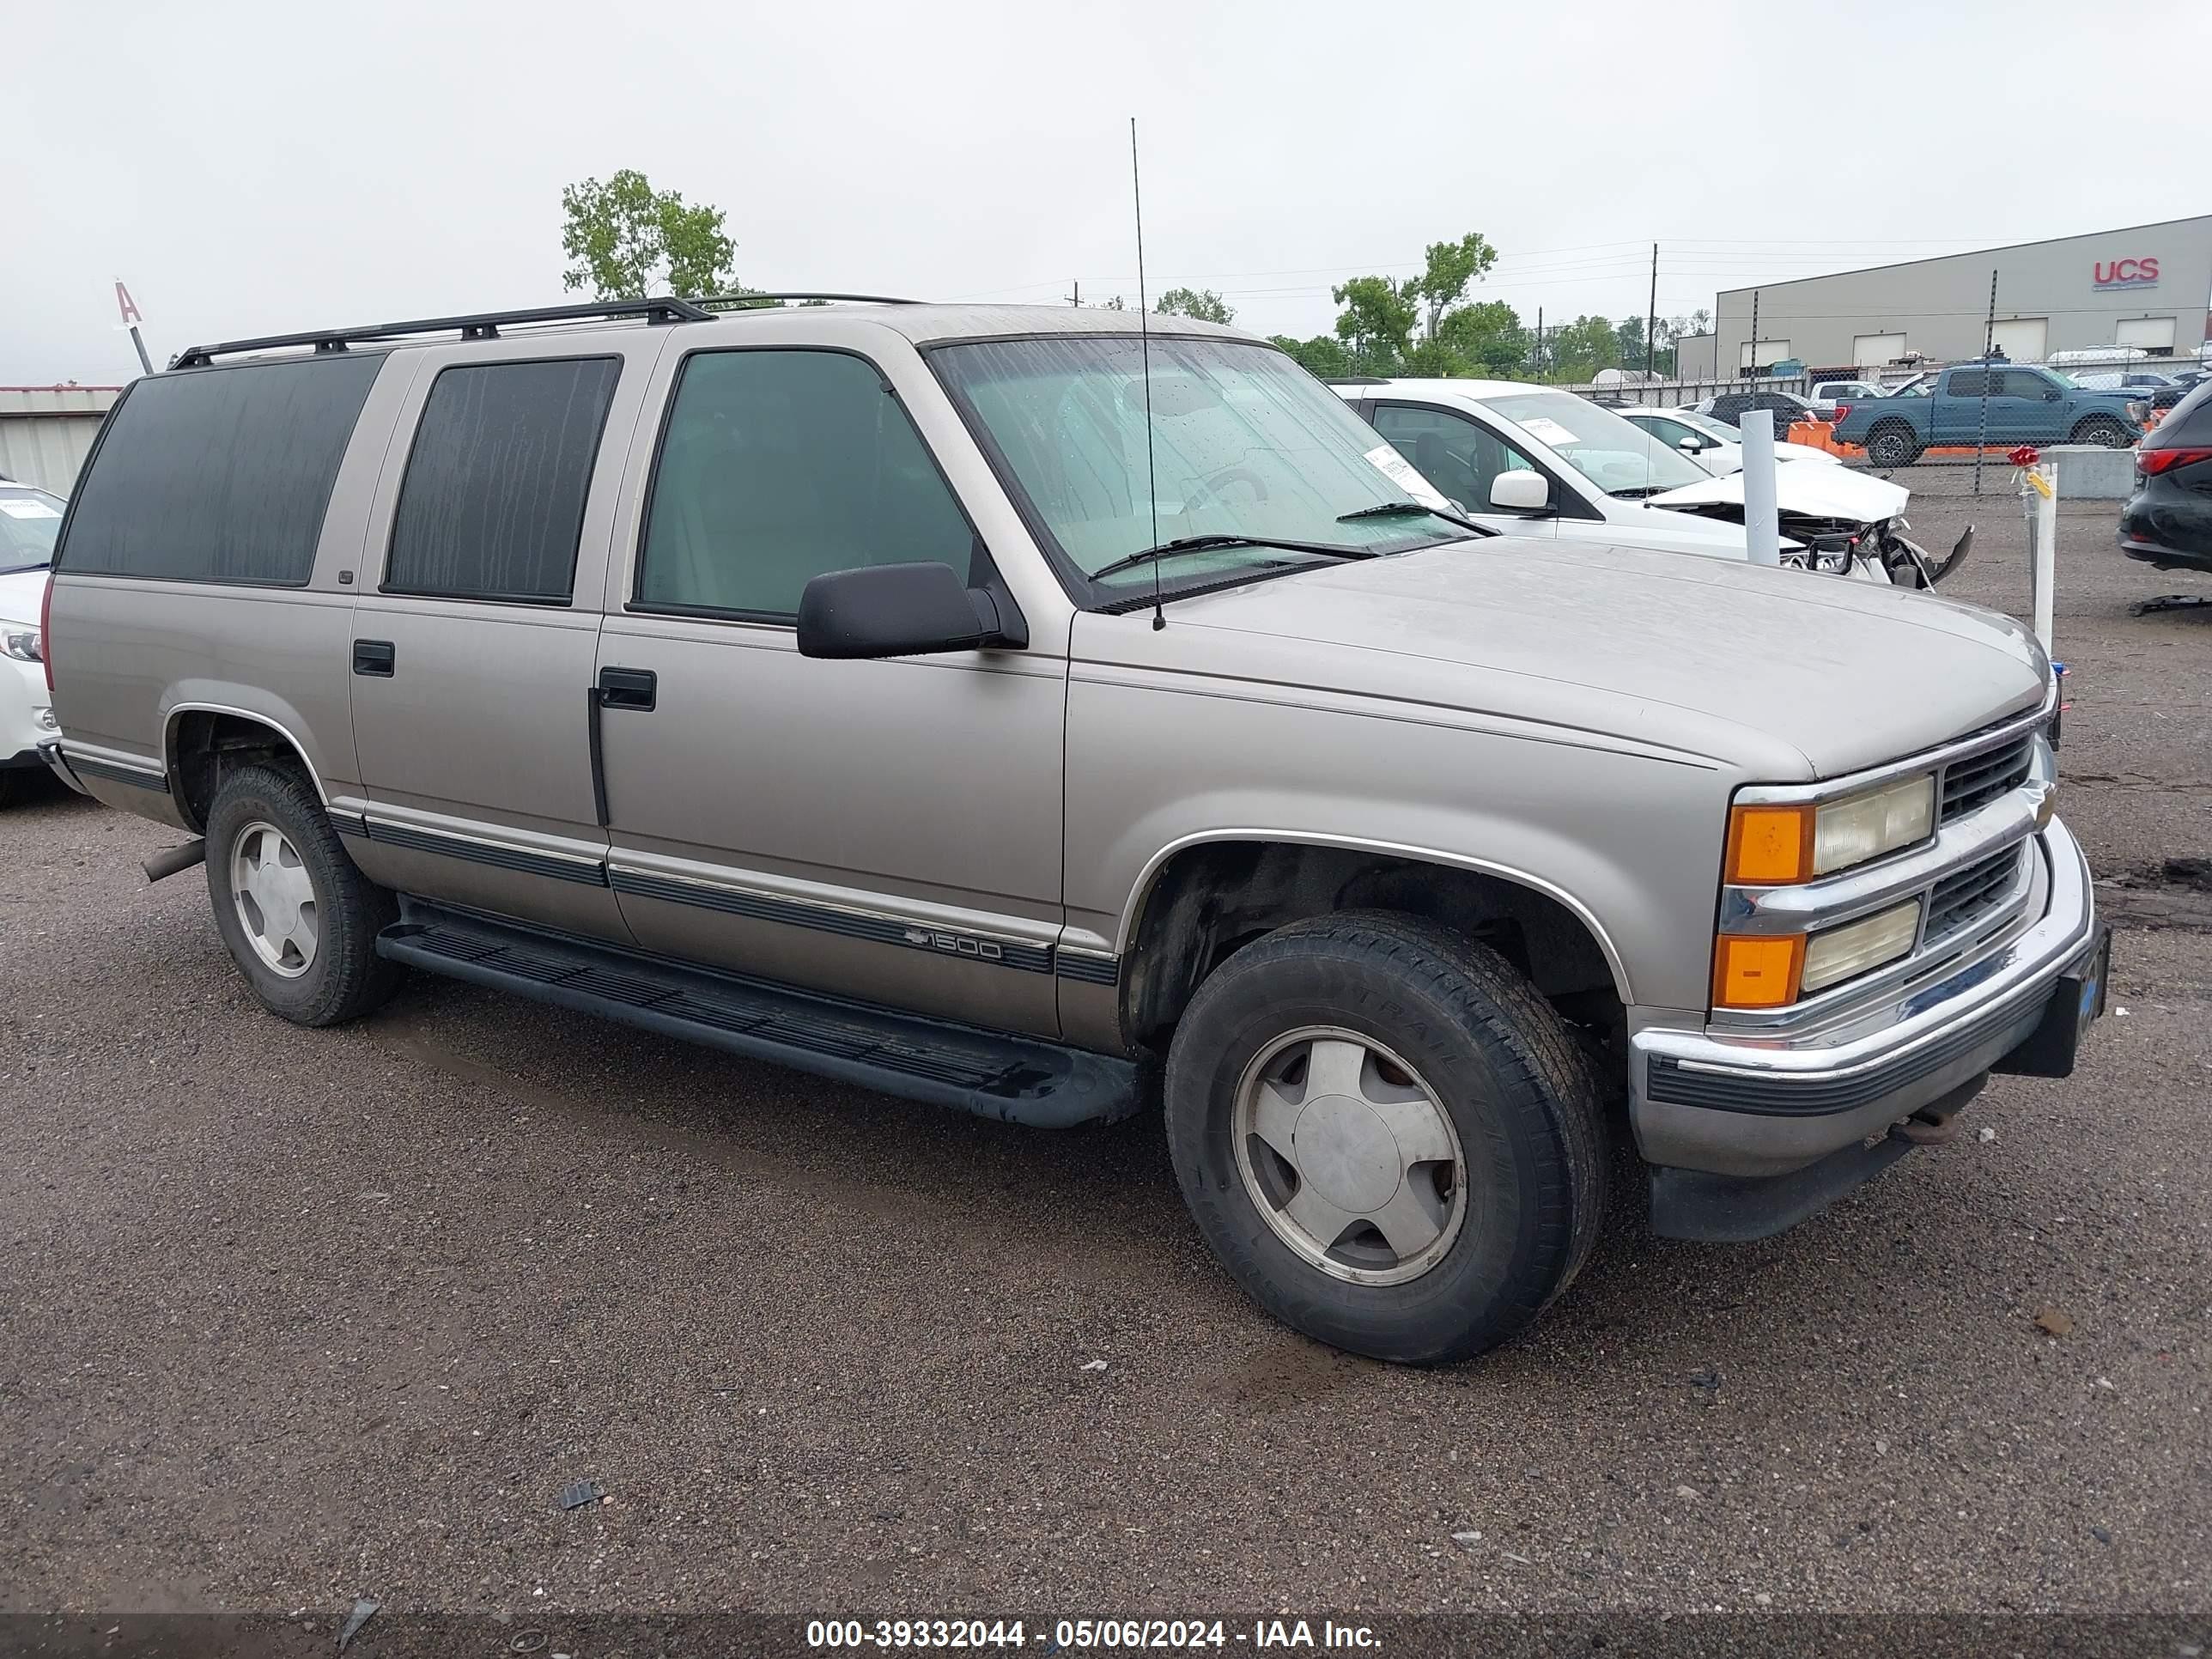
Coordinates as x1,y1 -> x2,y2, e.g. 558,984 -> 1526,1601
2094,258 -> 2160,290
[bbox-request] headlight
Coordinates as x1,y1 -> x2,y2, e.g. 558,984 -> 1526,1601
1724,773 -> 1935,885
0,628 -> 40,664
1800,900 -> 1922,994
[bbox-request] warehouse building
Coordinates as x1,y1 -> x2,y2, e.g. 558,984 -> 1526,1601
0,385 -> 123,493
1677,215 -> 2212,378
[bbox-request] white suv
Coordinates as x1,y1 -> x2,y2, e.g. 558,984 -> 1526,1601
0,482 -> 61,805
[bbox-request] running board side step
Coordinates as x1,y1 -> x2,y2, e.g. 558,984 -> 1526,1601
375,903 -> 1142,1129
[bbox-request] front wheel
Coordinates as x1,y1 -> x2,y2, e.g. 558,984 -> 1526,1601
1164,912 -> 1607,1365
204,762 -> 400,1026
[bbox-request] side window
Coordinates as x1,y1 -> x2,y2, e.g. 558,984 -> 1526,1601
383,356 -> 622,604
1948,370 -> 1988,398
1646,417 -> 1694,447
635,349 -> 974,619
1370,404 -> 1538,511
2003,370 -> 2057,400
57,354 -> 381,585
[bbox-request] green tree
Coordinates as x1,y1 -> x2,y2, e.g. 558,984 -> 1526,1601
1331,275 -> 1419,373
560,170 -> 737,301
1545,315 -> 1621,381
1270,334 -> 1351,378
1615,318 -> 1651,374
1154,287 -> 1235,324
1411,233 -> 1498,343
1436,299 -> 1528,376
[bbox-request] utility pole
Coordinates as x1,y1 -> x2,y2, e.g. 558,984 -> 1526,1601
1645,242 -> 1659,382
1748,289 -> 1760,381
1535,307 -> 1544,379
1068,279 -> 1080,308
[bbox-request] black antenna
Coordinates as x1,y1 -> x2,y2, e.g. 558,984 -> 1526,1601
1131,117 -> 1164,631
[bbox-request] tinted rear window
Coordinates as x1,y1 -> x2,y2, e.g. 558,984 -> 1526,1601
57,354 -> 382,585
382,357 -> 622,604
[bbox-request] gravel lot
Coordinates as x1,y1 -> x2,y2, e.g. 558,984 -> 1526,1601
3,492 -> 2208,1632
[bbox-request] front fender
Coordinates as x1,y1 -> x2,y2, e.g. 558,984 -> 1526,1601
1062,673 -> 1745,1019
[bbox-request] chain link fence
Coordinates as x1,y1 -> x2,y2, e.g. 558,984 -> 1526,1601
1560,348 -> 2209,496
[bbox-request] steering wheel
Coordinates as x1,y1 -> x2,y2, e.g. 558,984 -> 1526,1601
1180,466 -> 1270,512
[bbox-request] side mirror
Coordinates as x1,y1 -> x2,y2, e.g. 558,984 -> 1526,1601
796,562 -> 1021,660
1488,470 -> 1552,514
1676,434 -> 1705,454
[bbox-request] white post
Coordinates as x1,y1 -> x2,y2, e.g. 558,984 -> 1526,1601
1740,409 -> 1781,565
2026,459 -> 2057,652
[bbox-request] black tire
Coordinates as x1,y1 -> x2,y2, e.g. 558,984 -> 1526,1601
204,761 -> 400,1026
1164,911 -> 1607,1366
2071,416 -> 2130,449
1864,422 -> 1921,469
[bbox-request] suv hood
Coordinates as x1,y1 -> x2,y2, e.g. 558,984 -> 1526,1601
1129,538 -> 2045,780
1649,464 -> 1908,521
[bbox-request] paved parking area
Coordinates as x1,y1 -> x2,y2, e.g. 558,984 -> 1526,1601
3,499 -> 2208,1624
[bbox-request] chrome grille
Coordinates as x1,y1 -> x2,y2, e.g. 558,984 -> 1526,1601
1924,845 -> 2025,947
1941,733 -> 2035,823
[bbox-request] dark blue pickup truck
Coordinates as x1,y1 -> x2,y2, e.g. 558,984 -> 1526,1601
1832,362 -> 2147,467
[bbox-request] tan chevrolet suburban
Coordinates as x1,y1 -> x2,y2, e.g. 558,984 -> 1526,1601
41,296 -> 2107,1364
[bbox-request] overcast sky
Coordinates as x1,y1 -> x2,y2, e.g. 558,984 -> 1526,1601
9,0 -> 2209,384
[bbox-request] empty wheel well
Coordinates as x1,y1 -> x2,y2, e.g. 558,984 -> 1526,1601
1120,841 -> 1623,1053
167,711 -> 320,833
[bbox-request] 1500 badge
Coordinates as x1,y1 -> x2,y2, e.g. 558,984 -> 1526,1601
903,927 -> 1006,963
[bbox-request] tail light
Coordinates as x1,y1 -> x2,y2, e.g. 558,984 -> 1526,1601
2136,447 -> 2212,476
1830,403 -> 1851,424
38,572 -> 53,696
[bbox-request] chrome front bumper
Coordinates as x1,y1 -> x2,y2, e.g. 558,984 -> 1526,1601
1630,814 -> 2096,1180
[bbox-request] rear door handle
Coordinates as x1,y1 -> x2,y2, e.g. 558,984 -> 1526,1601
597,666 -> 657,710
353,639 -> 395,677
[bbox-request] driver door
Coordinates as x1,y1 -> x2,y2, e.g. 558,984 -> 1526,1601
1365,403 -> 1559,540
588,343 -> 1066,1036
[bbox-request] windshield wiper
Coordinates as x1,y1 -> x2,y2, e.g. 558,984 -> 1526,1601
1608,484 -> 1672,500
1089,532 -> 1373,583
1335,501 -> 1494,536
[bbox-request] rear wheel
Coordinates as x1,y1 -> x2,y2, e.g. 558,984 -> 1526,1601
1164,912 -> 1607,1365
1864,422 -> 1921,469
2072,416 -> 2130,449
204,762 -> 399,1026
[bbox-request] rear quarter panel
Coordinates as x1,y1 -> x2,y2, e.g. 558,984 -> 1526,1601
47,350 -> 421,826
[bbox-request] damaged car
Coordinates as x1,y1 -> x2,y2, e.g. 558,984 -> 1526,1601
1335,379 -> 1972,587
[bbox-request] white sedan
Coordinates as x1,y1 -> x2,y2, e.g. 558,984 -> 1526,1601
1620,406 -> 1843,475
0,482 -> 61,805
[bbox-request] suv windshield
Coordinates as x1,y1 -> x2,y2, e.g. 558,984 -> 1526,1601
928,335 -> 1474,597
1480,391 -> 1709,496
0,486 -> 65,572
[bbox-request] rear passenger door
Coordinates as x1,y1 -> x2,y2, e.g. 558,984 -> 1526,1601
1932,370 -> 1985,445
345,336 -> 659,942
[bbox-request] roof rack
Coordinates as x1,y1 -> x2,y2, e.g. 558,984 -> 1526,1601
696,292 -> 921,310
167,297 -> 714,370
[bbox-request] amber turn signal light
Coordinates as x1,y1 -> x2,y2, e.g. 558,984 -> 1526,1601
1712,933 -> 1806,1010
1724,804 -> 1814,885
